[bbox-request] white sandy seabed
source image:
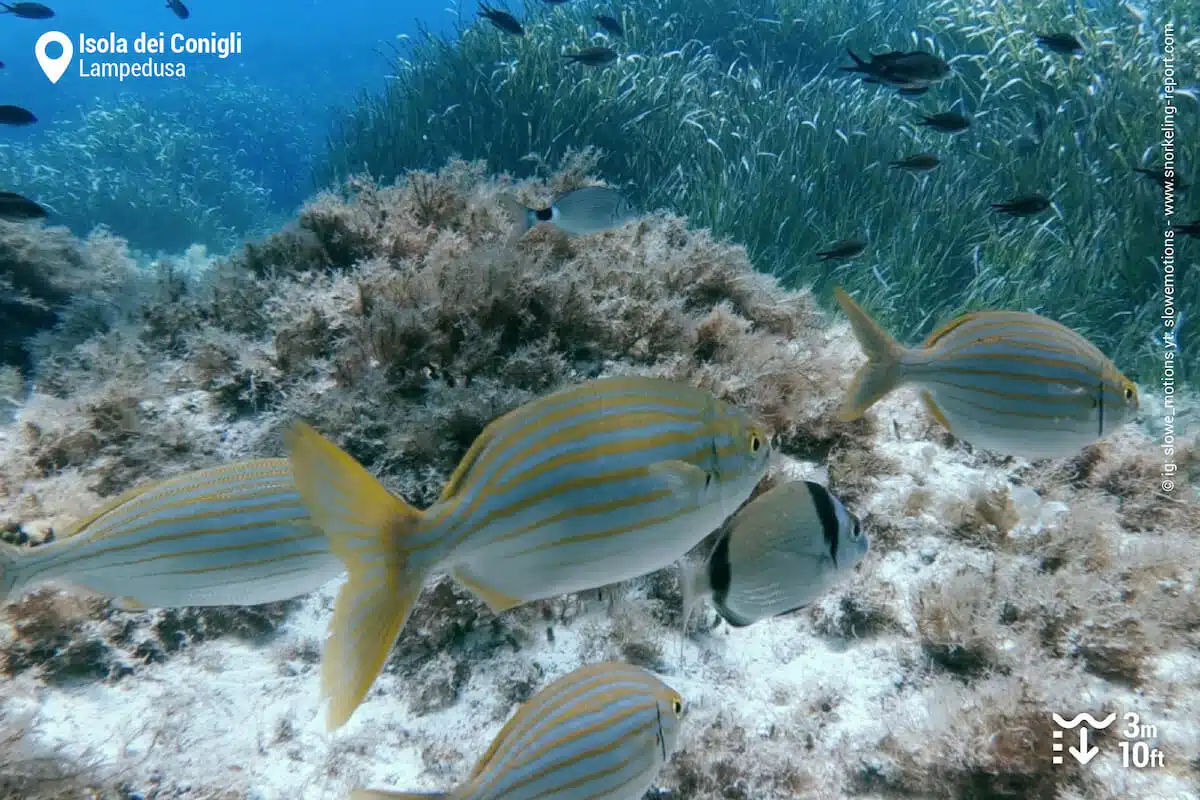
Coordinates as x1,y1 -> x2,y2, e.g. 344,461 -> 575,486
2,358 -> 1198,800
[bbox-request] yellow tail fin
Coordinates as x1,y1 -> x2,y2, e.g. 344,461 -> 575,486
832,287 -> 908,421
284,423 -> 430,732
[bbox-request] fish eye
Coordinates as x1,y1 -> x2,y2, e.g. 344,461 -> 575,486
1124,386 -> 1135,401
851,516 -> 862,540
672,698 -> 684,715
750,435 -> 762,453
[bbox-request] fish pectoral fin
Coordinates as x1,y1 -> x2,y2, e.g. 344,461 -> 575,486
1047,382 -> 1088,396
678,558 -> 704,633
646,460 -> 712,502
921,392 -> 955,435
1046,384 -> 1097,422
452,564 -> 524,613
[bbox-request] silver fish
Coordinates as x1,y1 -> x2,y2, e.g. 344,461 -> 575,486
682,480 -> 868,630
833,286 -> 1140,460
0,459 -> 343,610
499,186 -> 637,240
286,375 -> 772,730
349,661 -> 684,800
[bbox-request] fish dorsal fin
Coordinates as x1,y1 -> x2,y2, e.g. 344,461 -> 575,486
56,458 -> 291,540
437,419 -> 504,503
921,312 -> 989,349
55,480 -> 161,540
467,698 -> 537,781
923,310 -> 1067,351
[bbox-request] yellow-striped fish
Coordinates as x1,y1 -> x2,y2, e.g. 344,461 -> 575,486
833,287 -> 1139,459
0,459 -> 343,610
286,375 -> 772,730
349,661 -> 684,800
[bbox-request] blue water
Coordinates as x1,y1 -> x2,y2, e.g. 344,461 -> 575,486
0,0 -> 458,250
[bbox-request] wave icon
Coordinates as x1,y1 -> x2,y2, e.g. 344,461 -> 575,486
1053,713 -> 1117,729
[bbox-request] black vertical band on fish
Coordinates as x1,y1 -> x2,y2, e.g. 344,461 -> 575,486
707,529 -> 733,607
804,480 -> 840,568
656,703 -> 667,760
706,530 -> 753,627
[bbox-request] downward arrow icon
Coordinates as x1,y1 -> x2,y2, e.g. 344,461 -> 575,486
1069,727 -> 1099,765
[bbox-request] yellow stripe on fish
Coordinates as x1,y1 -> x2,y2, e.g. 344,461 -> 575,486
348,661 -> 685,800
0,459 -> 344,610
832,287 -> 1139,459
285,375 -> 772,730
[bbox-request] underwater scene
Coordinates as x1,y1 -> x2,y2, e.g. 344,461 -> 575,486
0,0 -> 1196,798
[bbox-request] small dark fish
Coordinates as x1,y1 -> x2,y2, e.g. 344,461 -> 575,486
918,111 -> 970,133
1176,220 -> 1200,238
563,46 -> 618,66
0,2 -> 54,18
0,191 -> 47,220
595,14 -> 623,37
1036,33 -> 1083,55
889,153 -> 940,171
991,193 -> 1051,217
0,61 -> 5,69
166,0 -> 189,19
1134,167 -> 1190,192
479,4 -> 523,36
816,239 -> 867,261
841,49 -> 950,91
0,105 -> 36,126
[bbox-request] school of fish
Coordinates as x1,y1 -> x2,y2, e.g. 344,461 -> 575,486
0,3 -> 1159,798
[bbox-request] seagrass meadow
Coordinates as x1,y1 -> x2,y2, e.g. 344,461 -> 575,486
322,0 -> 1199,387
0,159 -> 1197,800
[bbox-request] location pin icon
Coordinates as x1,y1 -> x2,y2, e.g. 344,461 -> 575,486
35,31 -> 73,84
